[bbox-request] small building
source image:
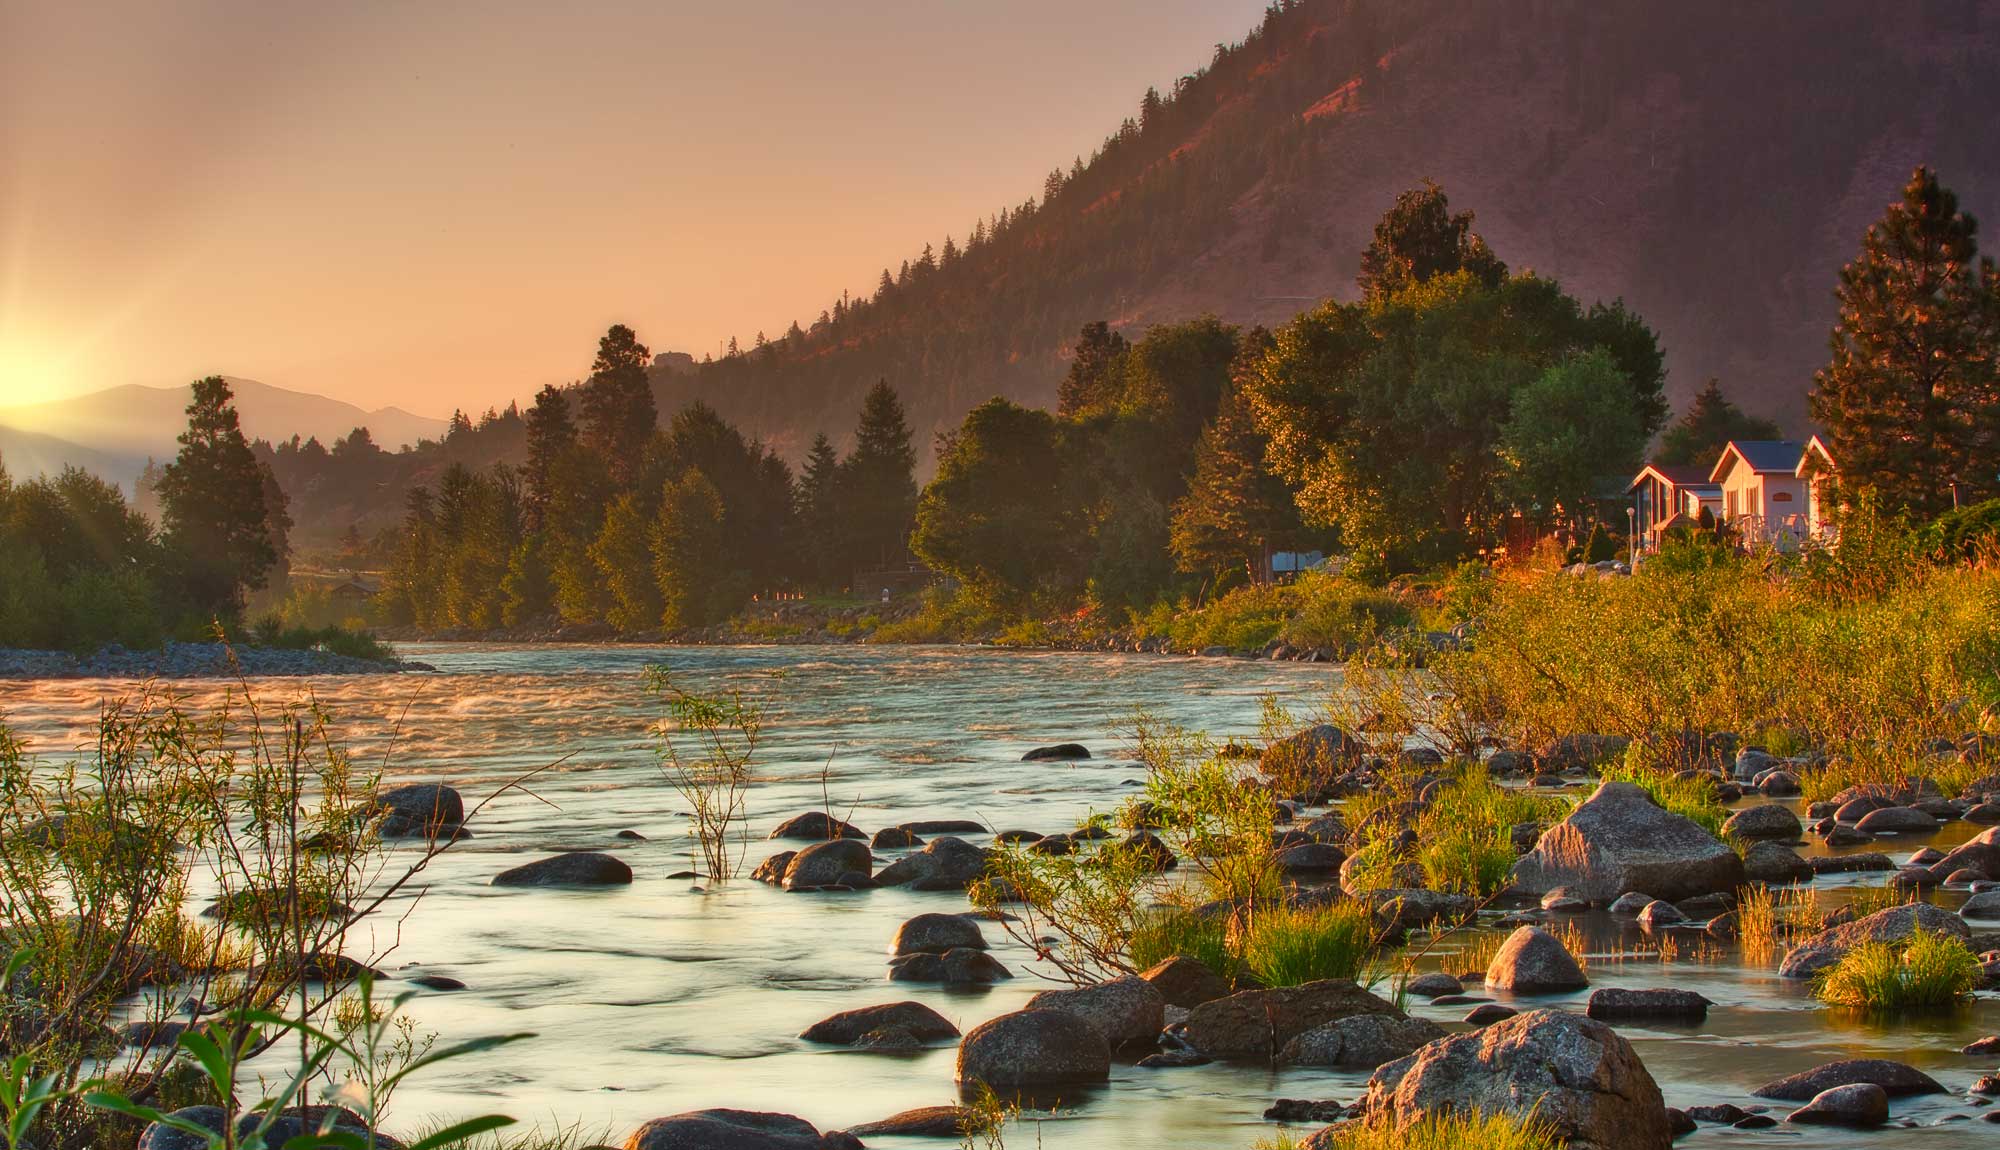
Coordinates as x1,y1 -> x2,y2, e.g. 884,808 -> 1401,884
1710,440 -> 1810,546
1626,464 -> 1722,552
1796,434 -> 1838,541
328,577 -> 379,607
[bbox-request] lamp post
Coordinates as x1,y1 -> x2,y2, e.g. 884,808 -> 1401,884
1626,505 -> 1637,571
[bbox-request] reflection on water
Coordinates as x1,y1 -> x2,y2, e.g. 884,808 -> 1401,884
5,644 -> 1998,1148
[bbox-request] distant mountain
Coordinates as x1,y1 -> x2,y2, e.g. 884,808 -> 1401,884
656,0 -> 2000,459
0,425 -> 146,490
0,378 -> 447,484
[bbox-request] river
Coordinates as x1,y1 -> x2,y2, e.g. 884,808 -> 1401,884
4,644 -> 1996,1148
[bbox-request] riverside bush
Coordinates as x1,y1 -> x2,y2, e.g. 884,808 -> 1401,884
1259,1111 -> 1560,1150
1162,571 -> 1409,654
1813,929 -> 1981,1010
1239,902 -> 1377,986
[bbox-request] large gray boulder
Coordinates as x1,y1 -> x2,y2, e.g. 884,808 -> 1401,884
1786,1084 -> 1889,1127
1024,975 -> 1164,1048
1754,1058 -> 1945,1100
782,839 -> 872,890
624,1110 -> 859,1150
873,836 -> 993,890
1278,1013 -> 1446,1068
1485,926 -> 1588,994
369,783 -> 465,839
769,812 -> 866,841
799,1001 -> 960,1045
1180,979 -> 1402,1060
491,851 -> 632,887
1721,804 -> 1801,841
1362,1008 -> 1670,1150
1137,955 -> 1232,1007
1776,903 -> 1970,979
1509,781 -> 1744,902
1261,724 -> 1362,780
1741,841 -> 1813,884
954,1009 -> 1111,1089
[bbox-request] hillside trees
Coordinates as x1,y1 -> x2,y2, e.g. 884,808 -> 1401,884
157,377 -> 287,619
911,398 -> 1083,610
1811,166 -> 2000,516
580,324 -> 658,485
1169,338 -> 1306,585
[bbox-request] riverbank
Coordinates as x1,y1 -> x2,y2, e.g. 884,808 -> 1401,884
0,640 -> 426,679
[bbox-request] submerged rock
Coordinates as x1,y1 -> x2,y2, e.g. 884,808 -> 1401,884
1361,1008 -> 1670,1150
769,812 -> 867,841
1721,804 -> 1802,841
887,948 -> 1010,984
1138,955 -> 1232,1008
889,912 -> 987,955
490,851 -> 631,887
1278,1013 -> 1446,1069
782,839 -> 873,890
955,1009 -> 1110,1089
1021,743 -> 1091,761
1753,1059 -> 1946,1100
872,836 -> 993,890
1585,988 -> 1710,1022
1741,841 -> 1814,884
624,1110 -> 859,1150
799,1001 -> 960,1045
846,1107 -> 972,1138
1509,781 -> 1744,903
370,783 -> 466,839
1787,1084 -> 1889,1127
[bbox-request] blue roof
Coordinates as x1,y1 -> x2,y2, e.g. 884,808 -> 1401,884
1716,440 -> 1804,478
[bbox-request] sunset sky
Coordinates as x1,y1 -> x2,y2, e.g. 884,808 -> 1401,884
0,0 -> 1269,415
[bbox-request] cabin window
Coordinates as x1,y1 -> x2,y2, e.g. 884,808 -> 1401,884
1771,491 -> 1794,503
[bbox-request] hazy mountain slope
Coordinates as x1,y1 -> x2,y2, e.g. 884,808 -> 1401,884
655,0 -> 2000,459
0,378 -> 446,463
0,425 -> 145,489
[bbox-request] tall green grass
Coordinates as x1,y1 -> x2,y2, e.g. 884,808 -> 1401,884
1128,905 -> 1237,981
1239,902 -> 1376,986
1600,758 -> 1728,837
1258,1111 -> 1560,1150
1814,929 -> 1981,1010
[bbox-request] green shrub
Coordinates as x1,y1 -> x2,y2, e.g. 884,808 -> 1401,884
57,568 -> 163,652
1261,1111 -> 1561,1150
1602,758 -> 1728,837
1926,497 -> 2000,564
1814,929 -> 1981,1010
248,622 -> 395,662
1127,905 -> 1237,982
1239,902 -> 1376,987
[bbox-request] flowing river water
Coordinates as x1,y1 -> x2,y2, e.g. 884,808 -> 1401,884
5,644 -> 1999,1148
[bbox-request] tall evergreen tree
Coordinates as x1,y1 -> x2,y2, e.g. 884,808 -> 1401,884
841,381 -> 919,571
590,490 -> 663,632
1357,180 -> 1507,304
798,432 -> 843,587
1170,375 -> 1299,583
1056,322 -> 1130,417
157,377 -> 280,619
524,384 -> 576,530
580,325 -> 658,486
1657,379 -> 1781,466
1811,167 -> 2000,516
652,467 -> 731,630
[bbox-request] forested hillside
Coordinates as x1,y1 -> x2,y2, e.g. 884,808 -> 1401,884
656,0 -> 2000,457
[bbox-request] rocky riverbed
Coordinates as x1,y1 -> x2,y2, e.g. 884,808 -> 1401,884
0,641 -> 421,679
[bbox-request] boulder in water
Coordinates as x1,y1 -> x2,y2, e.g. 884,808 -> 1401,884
491,852 -> 631,887
1508,780 -> 1744,902
954,1009 -> 1110,1089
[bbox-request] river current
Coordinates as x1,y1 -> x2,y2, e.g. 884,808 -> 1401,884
4,644 -> 1997,1148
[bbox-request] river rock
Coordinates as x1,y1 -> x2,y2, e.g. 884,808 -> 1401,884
1276,842 -> 1346,875
873,836 -> 993,890
1138,955 -> 1232,1008
893,819 -> 988,835
1180,979 -> 1402,1060
870,827 -> 922,849
491,851 -> 631,887
1464,1003 -> 1518,1025
846,1107 -> 972,1137
1607,892 -> 1654,915
1405,972 -> 1463,998
1508,780 -> 1744,902
887,948 -> 1011,984
1278,1013 -> 1446,1068
1024,975 -> 1165,1048
1362,1008 -> 1670,1150
140,1106 -> 399,1150
624,1110 -> 859,1150
369,783 -> 466,839
1635,900 -> 1685,931
1777,903 -> 1971,978
1585,988 -> 1710,1022
1368,888 -> 1476,936
1021,743 -> 1091,761
1120,831 -> 1177,871
890,913 -> 987,954
769,812 -> 866,841
1741,841 -> 1814,884
783,840 -> 873,890
1753,1058 -> 1946,1100
1962,891 -> 2000,917
1858,805 -> 1945,833
799,1001 -> 960,1044
1484,926 -> 1588,993
1722,804 -> 1802,841
751,850 -> 798,885
1787,1083 -> 1889,1127
1809,851 -> 1893,874
1261,724 -> 1363,778
954,1009 -> 1110,1089
1927,826 -> 2000,879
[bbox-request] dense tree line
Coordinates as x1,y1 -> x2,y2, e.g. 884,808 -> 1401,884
376,327 -> 921,633
912,183 -> 1666,602
0,379 -> 290,649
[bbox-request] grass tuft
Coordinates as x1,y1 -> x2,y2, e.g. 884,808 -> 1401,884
1239,901 -> 1377,987
1813,929 -> 1981,1010
1259,1111 -> 1562,1150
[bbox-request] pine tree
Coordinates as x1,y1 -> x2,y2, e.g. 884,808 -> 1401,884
524,384 -> 575,530
1170,375 -> 1298,582
157,377 -> 279,620
1811,167 -> 2000,516
798,432 -> 844,588
580,325 -> 657,486
1056,322 -> 1130,417
841,381 -> 919,571
590,490 -> 663,632
1657,379 -> 1781,466
652,467 -> 731,630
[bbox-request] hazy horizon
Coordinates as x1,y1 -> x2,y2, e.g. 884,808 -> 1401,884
0,0 -> 1268,417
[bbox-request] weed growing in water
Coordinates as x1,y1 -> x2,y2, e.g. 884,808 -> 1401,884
1238,902 -> 1378,987
1814,929 -> 1981,1010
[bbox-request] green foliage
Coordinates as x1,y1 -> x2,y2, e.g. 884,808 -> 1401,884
1601,758 -> 1728,838
1161,570 -> 1409,654
1127,907 -> 1237,982
1261,1111 -> 1561,1150
644,666 -> 765,879
911,398 -> 1082,611
1924,497 -> 2000,564
1813,929 -> 1981,1010
246,621 -> 394,662
158,377 -> 284,619
1239,902 -> 1377,987
1811,166 -> 2000,519
652,469 -> 734,630
578,324 -> 657,487
1357,180 -> 1508,304
1499,349 -> 1649,519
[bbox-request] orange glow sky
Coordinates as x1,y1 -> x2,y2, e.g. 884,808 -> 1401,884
0,1 -> 1270,415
